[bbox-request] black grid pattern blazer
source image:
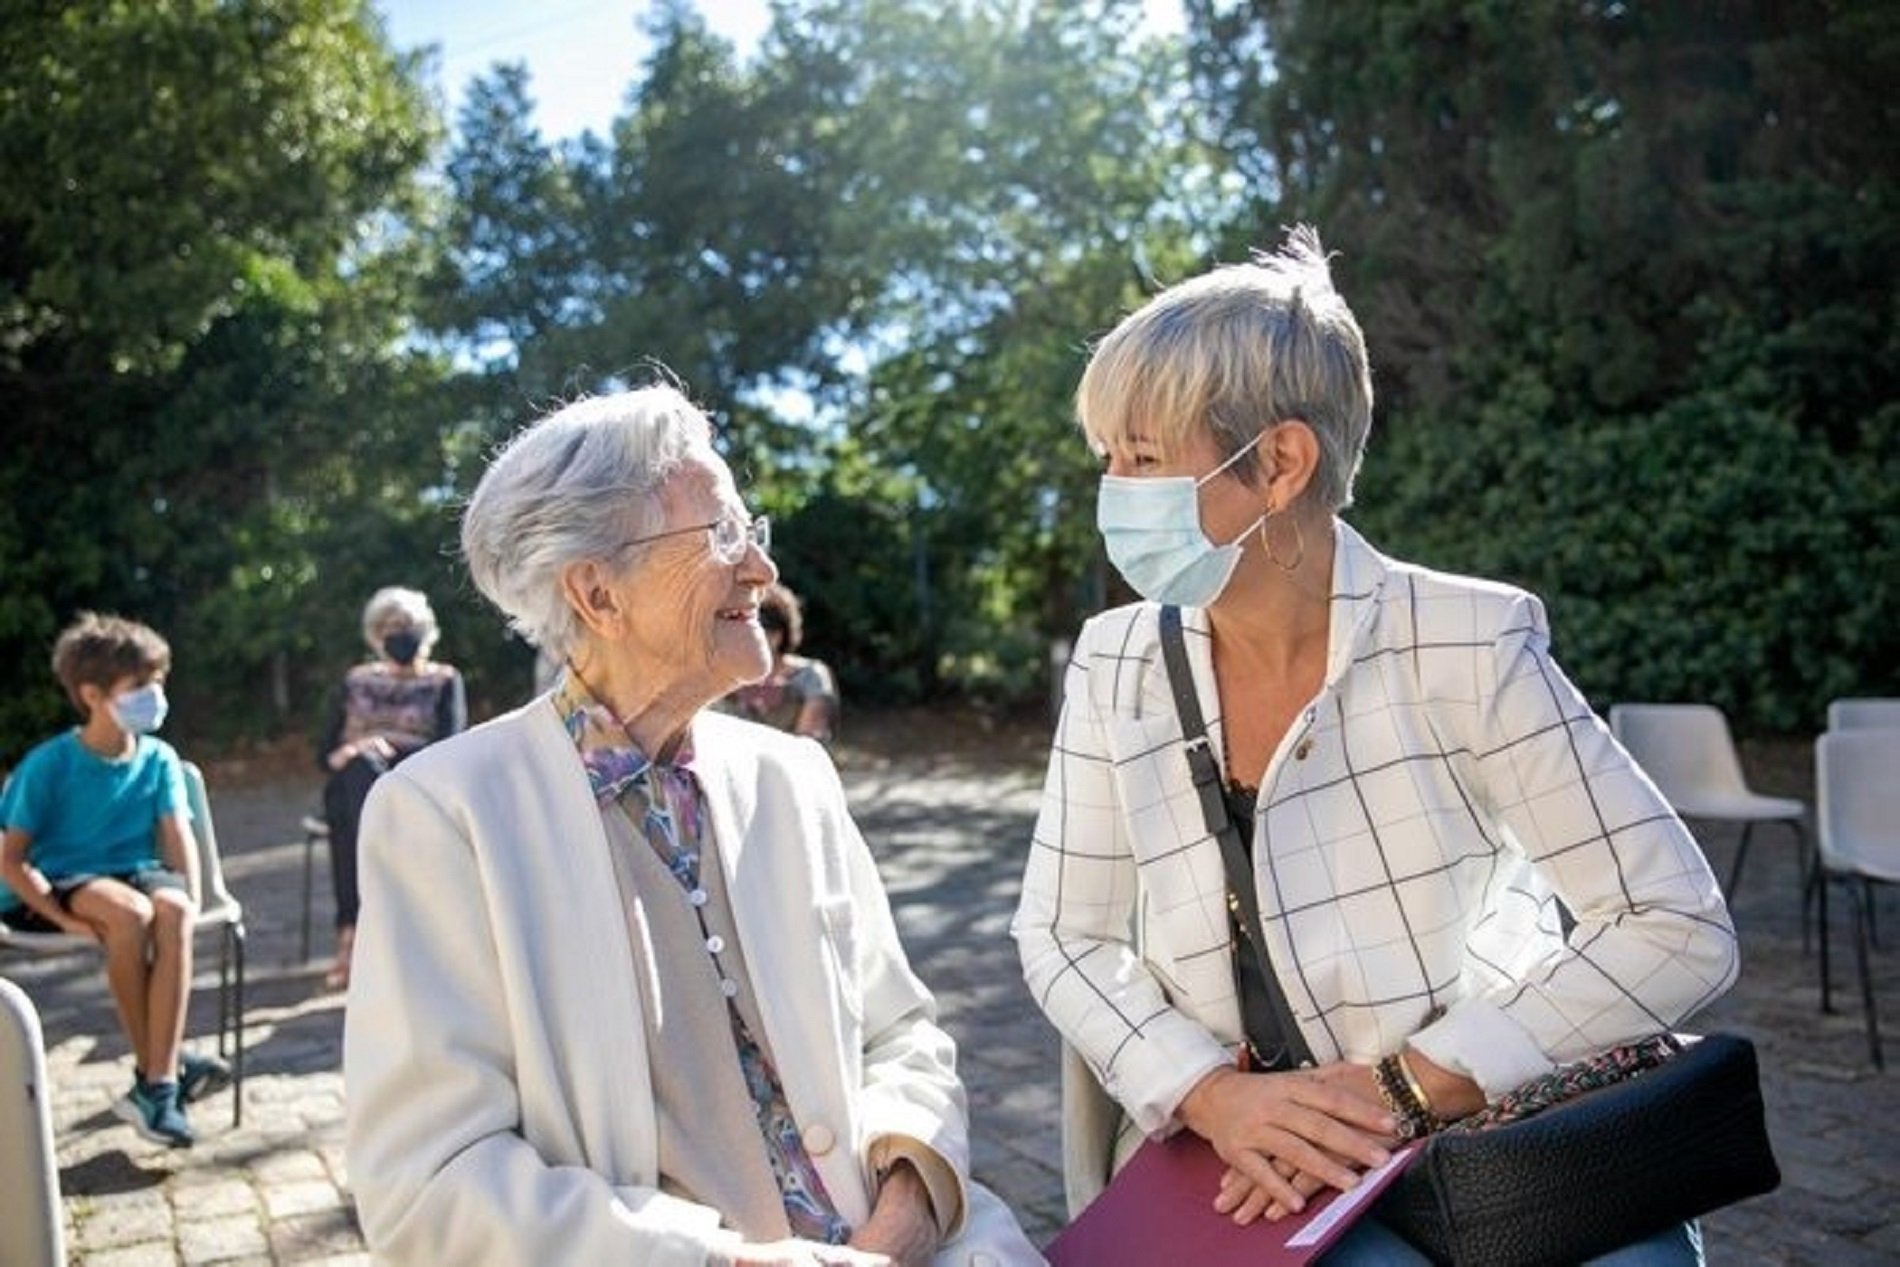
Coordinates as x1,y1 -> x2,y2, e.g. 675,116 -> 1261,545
1013,523 -> 1738,1140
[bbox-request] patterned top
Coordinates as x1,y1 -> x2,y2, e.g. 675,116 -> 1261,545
1014,521 -> 1738,1131
321,660 -> 466,760
552,673 -> 852,1245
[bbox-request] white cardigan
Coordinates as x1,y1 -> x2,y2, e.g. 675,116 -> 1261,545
1014,523 -> 1739,1198
345,699 -> 1040,1266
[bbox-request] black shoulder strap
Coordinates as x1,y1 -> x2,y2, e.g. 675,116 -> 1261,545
1157,605 -> 1316,1069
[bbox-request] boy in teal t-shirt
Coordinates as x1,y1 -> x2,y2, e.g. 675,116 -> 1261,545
1,612 -> 229,1146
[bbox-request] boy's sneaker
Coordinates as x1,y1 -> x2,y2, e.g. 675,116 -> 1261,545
178,1052 -> 232,1105
113,1078 -> 195,1148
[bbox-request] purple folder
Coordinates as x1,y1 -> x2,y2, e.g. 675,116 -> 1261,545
1046,1132 -> 1422,1267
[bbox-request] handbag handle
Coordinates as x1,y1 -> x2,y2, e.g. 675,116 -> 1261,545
1157,605 -> 1316,1070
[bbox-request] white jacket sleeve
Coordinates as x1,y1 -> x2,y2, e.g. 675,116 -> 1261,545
1410,594 -> 1741,1095
1010,634 -> 1231,1137
343,771 -> 739,1267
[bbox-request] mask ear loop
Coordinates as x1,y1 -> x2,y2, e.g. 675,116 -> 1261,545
1258,502 -> 1306,572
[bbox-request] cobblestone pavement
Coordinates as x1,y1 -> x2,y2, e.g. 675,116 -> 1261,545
6,724 -> 1896,1264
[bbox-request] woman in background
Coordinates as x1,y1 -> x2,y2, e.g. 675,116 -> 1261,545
721,582 -> 839,743
318,586 -> 465,990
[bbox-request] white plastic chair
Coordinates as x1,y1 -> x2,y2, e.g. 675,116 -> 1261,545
1816,729 -> 1900,1067
0,761 -> 247,1125
0,977 -> 64,1266
1827,698 -> 1900,732
1608,703 -> 1810,906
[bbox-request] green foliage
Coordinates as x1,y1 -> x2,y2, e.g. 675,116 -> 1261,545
0,0 -> 445,759
427,0 -> 1218,706
4,0 -> 1884,750
1189,0 -> 1900,732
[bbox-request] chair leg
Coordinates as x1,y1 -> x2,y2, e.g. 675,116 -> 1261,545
1793,821 -> 1816,953
1849,883 -> 1883,1071
301,827 -> 315,964
1820,868 -> 1834,1014
1867,877 -> 1881,951
217,927 -> 231,1058
231,921 -> 246,1128
1725,821 -> 1756,899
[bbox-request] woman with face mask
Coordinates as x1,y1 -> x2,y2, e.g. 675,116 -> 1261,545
1012,228 -> 1738,1264
318,585 -> 466,990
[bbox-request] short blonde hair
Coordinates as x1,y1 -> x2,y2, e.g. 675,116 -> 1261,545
361,586 -> 439,656
1077,225 -> 1374,510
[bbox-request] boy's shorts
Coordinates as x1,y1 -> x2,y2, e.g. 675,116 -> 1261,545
0,868 -> 188,931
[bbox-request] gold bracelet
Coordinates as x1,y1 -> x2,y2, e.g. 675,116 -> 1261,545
1395,1048 -> 1438,1122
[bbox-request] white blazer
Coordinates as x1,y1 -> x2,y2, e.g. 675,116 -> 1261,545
1014,523 -> 1738,1200
345,700 -> 1041,1266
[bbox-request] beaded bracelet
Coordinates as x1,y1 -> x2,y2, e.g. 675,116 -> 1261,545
1374,1053 -> 1437,1140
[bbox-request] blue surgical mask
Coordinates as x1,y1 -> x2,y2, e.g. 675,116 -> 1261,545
110,682 -> 169,734
1097,436 -> 1268,607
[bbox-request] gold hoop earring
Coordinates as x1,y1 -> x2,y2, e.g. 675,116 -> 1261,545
1258,507 -> 1305,573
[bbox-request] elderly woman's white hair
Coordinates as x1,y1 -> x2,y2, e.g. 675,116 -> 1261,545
461,385 -> 715,661
1077,224 -> 1374,511
361,586 -> 440,655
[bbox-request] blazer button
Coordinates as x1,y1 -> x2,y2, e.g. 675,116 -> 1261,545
1295,738 -> 1314,760
802,1123 -> 836,1156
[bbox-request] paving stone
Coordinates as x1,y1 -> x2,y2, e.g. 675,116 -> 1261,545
82,1244 -> 180,1267
176,1213 -> 269,1264
263,1178 -> 345,1220
74,1196 -> 176,1251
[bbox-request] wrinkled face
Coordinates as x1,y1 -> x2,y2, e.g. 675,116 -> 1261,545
614,450 -> 778,697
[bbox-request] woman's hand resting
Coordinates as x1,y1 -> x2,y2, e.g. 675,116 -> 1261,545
1177,1060 -> 1397,1220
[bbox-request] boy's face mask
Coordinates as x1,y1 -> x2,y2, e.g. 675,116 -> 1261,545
110,682 -> 169,734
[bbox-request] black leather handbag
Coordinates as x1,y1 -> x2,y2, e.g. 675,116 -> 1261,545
1373,1032 -> 1781,1265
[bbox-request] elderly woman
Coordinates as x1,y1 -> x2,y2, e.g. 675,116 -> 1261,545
344,385 -> 1041,1266
318,585 -> 465,990
1011,230 -> 1737,1265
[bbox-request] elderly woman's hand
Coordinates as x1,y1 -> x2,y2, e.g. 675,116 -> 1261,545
846,1160 -> 939,1266
1178,1060 -> 1398,1217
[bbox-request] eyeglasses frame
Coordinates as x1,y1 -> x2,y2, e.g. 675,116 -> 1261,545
615,513 -> 771,563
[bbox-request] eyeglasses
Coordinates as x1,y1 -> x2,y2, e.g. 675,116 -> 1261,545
617,514 -> 771,564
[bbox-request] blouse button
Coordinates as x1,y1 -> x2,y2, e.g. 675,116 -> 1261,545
719,978 -> 739,999
705,934 -> 726,954
1295,739 -> 1313,760
688,888 -> 709,907
802,1123 -> 836,1156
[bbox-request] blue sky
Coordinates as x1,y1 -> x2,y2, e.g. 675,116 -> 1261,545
374,1 -> 1182,141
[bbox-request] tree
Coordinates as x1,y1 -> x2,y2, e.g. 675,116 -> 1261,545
425,0 -> 1225,705
0,0 -> 444,755
1186,0 -> 1900,731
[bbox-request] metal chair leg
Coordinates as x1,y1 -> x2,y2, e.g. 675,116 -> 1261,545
1849,882 -> 1883,1070
1820,867 -> 1834,1014
231,921 -> 246,1128
301,823 -> 316,964
217,929 -> 231,1058
1725,821 -> 1756,899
